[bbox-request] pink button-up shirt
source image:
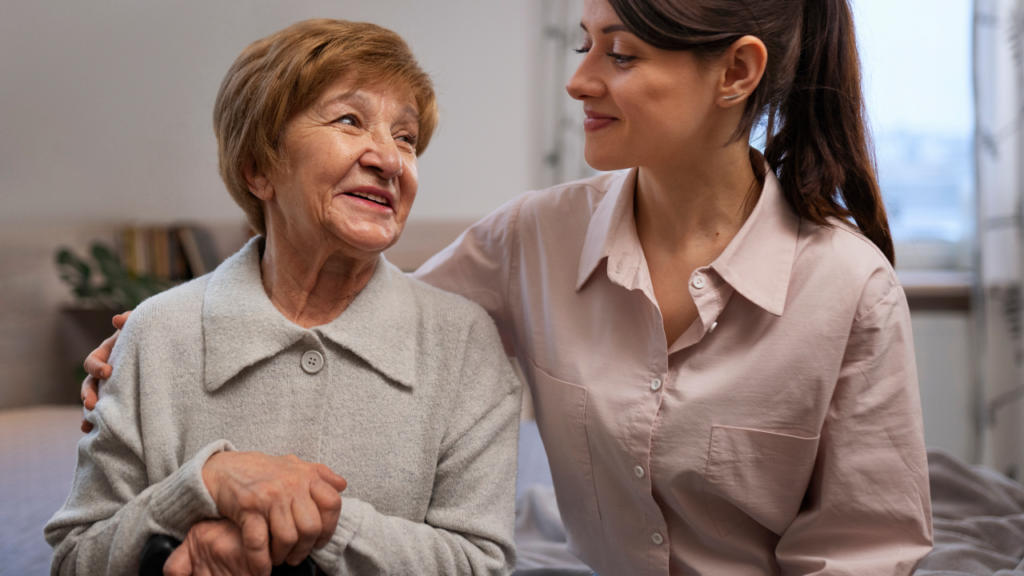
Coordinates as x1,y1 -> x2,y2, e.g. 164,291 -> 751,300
414,167 -> 933,575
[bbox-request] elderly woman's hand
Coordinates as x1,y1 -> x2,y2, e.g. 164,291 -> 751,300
202,452 -> 347,568
164,518 -> 271,576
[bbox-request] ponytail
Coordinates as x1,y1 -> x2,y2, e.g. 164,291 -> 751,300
763,0 -> 895,264
608,0 -> 895,264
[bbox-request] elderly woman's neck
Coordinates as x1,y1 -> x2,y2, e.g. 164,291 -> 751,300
258,234 -> 378,329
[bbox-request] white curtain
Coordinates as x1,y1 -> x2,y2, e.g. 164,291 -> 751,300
975,0 -> 1024,477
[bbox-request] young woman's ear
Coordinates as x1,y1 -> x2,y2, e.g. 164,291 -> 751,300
242,159 -> 274,201
717,35 -> 768,107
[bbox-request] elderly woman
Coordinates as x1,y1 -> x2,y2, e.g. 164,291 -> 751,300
45,19 -> 521,576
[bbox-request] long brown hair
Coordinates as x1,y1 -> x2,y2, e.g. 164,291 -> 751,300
607,0 -> 895,264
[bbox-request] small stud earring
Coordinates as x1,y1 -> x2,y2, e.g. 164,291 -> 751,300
722,93 -> 746,101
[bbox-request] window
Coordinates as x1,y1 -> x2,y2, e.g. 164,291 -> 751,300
855,0 -> 975,270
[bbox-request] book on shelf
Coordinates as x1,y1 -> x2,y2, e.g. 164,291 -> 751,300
118,225 -> 221,281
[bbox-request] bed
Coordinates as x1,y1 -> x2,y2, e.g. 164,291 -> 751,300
2,406 -> 1023,575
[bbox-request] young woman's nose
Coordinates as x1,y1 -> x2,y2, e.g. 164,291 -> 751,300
566,52 -> 605,101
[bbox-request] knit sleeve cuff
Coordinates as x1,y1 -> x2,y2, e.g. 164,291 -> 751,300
309,497 -> 372,569
149,439 -> 235,538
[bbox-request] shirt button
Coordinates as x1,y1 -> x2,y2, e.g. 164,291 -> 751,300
634,465 -> 645,478
301,350 -> 324,374
652,532 -> 664,545
650,378 -> 662,391
691,274 -> 707,289
709,321 -> 719,333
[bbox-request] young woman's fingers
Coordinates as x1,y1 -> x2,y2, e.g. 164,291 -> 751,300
112,311 -> 131,330
80,375 -> 98,408
79,375 -> 100,433
163,542 -> 193,576
309,480 -> 342,548
286,497 -> 322,565
267,502 -> 298,566
80,407 -> 93,434
83,330 -> 119,380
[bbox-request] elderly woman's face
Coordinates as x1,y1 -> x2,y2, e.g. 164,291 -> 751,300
267,75 -> 420,255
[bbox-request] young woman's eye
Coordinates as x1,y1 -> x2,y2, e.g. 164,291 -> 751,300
607,52 -> 636,65
573,46 -> 590,55
335,114 -> 358,127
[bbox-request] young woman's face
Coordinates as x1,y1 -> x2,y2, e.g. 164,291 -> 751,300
566,0 -> 721,171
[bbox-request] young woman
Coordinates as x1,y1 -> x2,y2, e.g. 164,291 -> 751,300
83,0 -> 933,573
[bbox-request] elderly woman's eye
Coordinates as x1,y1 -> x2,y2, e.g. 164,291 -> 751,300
396,134 -> 418,146
335,114 -> 358,126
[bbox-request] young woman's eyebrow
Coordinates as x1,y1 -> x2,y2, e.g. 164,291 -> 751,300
579,22 -> 629,34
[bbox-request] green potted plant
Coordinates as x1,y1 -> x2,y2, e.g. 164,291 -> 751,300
54,243 -> 176,392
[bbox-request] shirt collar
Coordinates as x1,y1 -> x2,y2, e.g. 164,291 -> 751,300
710,165 -> 799,316
574,161 -> 799,316
202,237 -> 418,392
576,169 -> 639,291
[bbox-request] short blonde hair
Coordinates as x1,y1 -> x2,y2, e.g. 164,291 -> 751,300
213,19 -> 439,234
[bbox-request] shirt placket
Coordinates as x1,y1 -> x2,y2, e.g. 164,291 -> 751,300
630,266 -> 731,576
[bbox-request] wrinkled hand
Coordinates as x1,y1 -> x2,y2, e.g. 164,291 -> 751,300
202,452 -> 346,568
80,311 -> 130,433
163,519 -> 271,576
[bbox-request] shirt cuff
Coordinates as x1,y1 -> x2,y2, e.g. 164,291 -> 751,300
149,439 -> 234,537
309,497 -> 372,569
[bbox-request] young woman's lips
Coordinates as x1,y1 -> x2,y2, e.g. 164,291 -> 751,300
583,113 -> 617,132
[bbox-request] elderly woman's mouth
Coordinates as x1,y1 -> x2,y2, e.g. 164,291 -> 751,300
340,187 -> 394,209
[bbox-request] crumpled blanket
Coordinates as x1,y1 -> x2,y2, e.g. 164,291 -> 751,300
915,450 -> 1024,575
513,485 -> 592,576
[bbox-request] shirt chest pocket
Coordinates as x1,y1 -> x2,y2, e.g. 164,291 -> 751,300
703,425 -> 820,538
527,359 -> 601,524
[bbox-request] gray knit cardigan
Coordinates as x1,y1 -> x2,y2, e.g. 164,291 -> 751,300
45,237 -> 522,575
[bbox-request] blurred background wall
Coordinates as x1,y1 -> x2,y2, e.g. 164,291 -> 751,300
0,0 -> 543,407
0,0 -> 543,227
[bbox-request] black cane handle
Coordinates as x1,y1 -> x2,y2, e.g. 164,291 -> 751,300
139,534 -> 317,576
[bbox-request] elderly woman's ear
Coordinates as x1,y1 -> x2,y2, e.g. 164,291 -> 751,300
243,159 -> 274,201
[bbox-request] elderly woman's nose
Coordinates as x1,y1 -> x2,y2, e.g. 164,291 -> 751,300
358,132 -> 403,179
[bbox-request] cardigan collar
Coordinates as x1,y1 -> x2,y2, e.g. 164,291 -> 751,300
202,237 -> 418,392
575,159 -> 799,316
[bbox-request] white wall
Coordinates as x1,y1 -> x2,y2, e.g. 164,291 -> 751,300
912,311 -> 975,462
0,0 -> 540,229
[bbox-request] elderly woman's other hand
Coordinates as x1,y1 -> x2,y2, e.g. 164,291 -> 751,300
202,452 -> 347,567
164,519 -> 271,576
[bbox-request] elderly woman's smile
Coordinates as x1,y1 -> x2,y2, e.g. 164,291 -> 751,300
250,76 -> 420,258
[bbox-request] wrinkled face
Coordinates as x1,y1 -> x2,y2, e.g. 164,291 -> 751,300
268,75 -> 420,256
567,0 -> 719,171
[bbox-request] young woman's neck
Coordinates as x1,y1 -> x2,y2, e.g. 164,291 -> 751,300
634,138 -> 762,256
259,219 -> 378,329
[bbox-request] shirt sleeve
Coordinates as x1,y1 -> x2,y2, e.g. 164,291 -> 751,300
775,283 -> 934,575
411,194 -> 527,354
44,312 -> 230,576
310,310 -> 522,575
